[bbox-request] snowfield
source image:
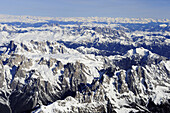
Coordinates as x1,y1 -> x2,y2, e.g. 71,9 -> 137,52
0,15 -> 170,113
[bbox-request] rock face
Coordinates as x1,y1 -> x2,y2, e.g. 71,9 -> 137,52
0,40 -> 169,113
0,17 -> 170,113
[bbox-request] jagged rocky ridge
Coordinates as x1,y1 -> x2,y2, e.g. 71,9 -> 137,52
0,16 -> 170,113
0,40 -> 169,113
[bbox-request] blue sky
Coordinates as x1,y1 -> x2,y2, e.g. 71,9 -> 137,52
0,0 -> 170,19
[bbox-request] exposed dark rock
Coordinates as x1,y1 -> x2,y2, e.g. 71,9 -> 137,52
8,41 -> 17,54
147,99 -> 170,113
9,91 -> 38,113
0,102 -> 12,113
0,37 -> 170,113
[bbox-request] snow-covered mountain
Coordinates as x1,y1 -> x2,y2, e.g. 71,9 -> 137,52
0,15 -> 170,113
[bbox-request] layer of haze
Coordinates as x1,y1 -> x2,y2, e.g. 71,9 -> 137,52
0,0 -> 170,19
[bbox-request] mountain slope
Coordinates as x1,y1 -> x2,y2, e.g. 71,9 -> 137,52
0,15 -> 169,113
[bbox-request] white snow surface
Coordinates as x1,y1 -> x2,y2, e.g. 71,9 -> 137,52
0,15 -> 169,113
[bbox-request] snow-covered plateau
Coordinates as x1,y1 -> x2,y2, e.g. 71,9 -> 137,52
0,15 -> 170,113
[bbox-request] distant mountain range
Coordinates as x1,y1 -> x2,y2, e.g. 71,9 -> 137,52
0,15 -> 169,113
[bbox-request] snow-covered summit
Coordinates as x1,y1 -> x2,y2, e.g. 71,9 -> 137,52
0,15 -> 170,113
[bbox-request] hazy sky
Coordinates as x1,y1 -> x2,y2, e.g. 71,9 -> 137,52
0,0 -> 170,19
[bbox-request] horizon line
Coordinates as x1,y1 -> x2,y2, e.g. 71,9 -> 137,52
0,14 -> 169,20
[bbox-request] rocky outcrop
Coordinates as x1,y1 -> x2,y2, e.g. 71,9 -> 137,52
0,91 -> 12,113
0,44 -> 169,113
0,23 -> 169,113
0,49 -> 92,113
